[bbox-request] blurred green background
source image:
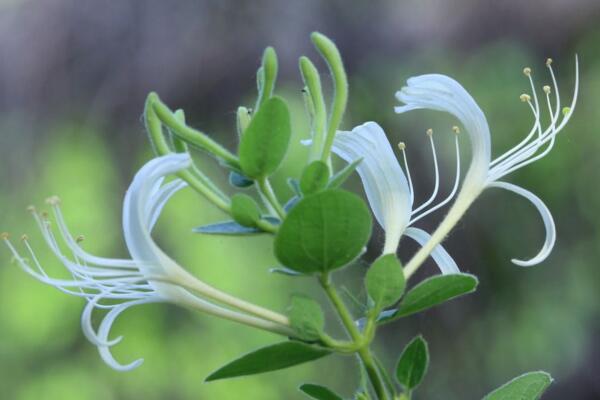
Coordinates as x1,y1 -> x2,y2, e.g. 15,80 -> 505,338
1,1 -> 599,399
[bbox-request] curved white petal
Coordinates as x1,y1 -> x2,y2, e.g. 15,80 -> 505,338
122,153 -> 200,300
488,181 -> 556,267
404,227 -> 460,274
395,74 -> 491,195
96,297 -> 163,371
332,122 -> 412,253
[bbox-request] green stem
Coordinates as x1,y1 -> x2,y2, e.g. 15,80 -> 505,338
150,94 -> 240,169
144,94 -> 232,214
320,274 -> 389,400
258,178 -> 286,220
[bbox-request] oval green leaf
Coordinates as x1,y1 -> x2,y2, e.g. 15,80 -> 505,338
274,189 -> 372,274
300,161 -> 330,195
395,335 -> 429,390
299,383 -> 343,400
483,371 -> 553,400
378,273 -> 478,323
289,295 -> 325,341
205,341 -> 331,382
238,96 -> 291,179
231,193 -> 261,227
366,254 -> 406,311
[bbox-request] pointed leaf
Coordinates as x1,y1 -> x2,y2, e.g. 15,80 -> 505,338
366,254 -> 406,310
269,267 -> 305,276
289,295 -> 325,341
205,341 -> 331,381
194,217 -> 279,236
288,178 -> 302,196
274,189 -> 372,274
483,371 -> 553,400
300,161 -> 330,195
395,335 -> 429,390
328,157 -> 362,188
378,273 -> 478,323
238,96 -> 291,179
229,171 -> 254,188
299,384 -> 343,400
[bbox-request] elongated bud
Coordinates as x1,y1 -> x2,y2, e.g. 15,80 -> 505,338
171,109 -> 189,153
311,32 -> 348,163
144,92 -> 170,156
236,106 -> 251,137
255,47 -> 278,110
299,56 -> 327,161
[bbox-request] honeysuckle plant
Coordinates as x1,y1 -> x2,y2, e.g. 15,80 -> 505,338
2,32 -> 578,400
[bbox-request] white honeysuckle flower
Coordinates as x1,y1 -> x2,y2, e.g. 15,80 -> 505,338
332,121 -> 460,275
395,57 -> 578,276
2,153 -> 290,371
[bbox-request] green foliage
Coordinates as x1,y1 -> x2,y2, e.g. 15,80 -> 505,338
194,219 -> 277,235
328,158 -> 362,189
238,96 -> 291,179
299,383 -> 343,400
379,273 -> 478,323
365,254 -> 406,311
395,335 -> 429,391
483,371 -> 553,400
229,171 -> 254,188
300,161 -> 330,195
289,295 -> 325,341
274,189 -> 372,274
231,193 -> 261,227
205,341 -> 332,381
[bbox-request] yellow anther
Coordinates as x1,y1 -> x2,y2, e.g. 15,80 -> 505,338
523,67 -> 532,76
397,142 -> 406,151
426,128 -> 433,137
0,232 -> 9,240
452,126 -> 460,134
520,93 -> 531,102
26,205 -> 36,213
543,85 -> 551,94
20,234 -> 29,242
546,58 -> 553,66
45,195 -> 61,206
40,211 -> 49,219
562,107 -> 571,116
76,235 -> 85,243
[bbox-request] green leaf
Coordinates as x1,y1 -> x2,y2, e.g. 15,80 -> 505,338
231,193 -> 261,227
287,178 -> 302,196
483,371 -> 553,400
238,96 -> 291,179
283,196 -> 300,212
366,254 -> 406,310
378,273 -> 478,323
300,161 -> 330,195
269,267 -> 304,276
194,217 -> 279,236
229,171 -> 254,188
289,295 -> 325,341
328,158 -> 362,189
205,341 -> 331,381
395,335 -> 429,390
299,384 -> 343,400
274,189 -> 372,274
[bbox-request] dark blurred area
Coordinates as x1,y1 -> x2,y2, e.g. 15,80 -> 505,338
1,1 -> 599,399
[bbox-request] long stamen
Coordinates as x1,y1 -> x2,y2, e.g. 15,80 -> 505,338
490,57 -> 578,181
46,197 -> 139,270
398,141 -> 414,204
410,127 -> 461,225
412,129 -> 440,214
